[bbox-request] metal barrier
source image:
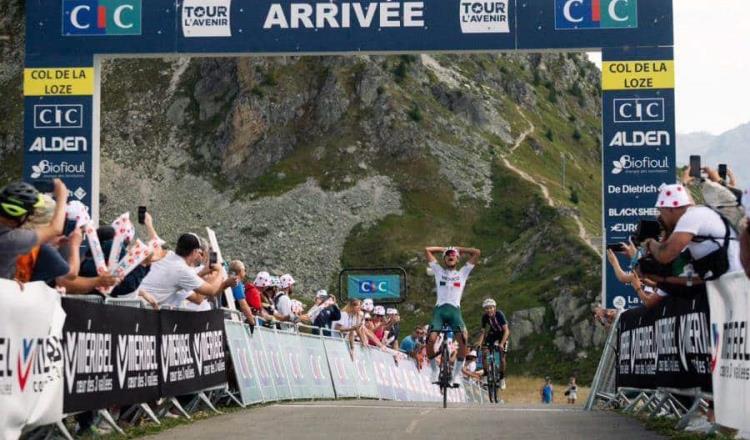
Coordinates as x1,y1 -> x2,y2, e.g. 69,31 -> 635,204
584,312 -> 621,411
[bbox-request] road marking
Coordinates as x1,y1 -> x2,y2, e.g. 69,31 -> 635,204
272,403 -> 582,413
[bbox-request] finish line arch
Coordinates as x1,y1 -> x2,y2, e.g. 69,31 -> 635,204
22,0 -> 675,309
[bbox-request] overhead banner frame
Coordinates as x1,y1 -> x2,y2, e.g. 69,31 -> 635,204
23,0 -> 675,310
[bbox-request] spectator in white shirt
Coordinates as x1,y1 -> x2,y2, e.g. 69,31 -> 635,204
136,233 -> 236,309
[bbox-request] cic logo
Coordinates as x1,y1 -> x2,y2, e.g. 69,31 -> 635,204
63,0 -> 142,36
555,0 -> 637,30
358,280 -> 389,294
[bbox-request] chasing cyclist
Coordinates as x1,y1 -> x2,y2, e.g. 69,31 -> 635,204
477,298 -> 510,390
424,245 -> 481,386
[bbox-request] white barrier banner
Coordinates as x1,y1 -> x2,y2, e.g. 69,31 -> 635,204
0,281 -> 66,439
707,272 -> 750,432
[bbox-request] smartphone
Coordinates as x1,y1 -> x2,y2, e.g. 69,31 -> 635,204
209,251 -> 218,265
138,206 -> 147,224
606,243 -> 625,252
32,179 -> 54,193
718,164 -> 727,180
689,155 -> 701,178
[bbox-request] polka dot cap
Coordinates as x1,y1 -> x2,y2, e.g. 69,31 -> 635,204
655,184 -> 691,209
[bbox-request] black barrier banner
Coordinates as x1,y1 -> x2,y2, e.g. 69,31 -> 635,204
617,294 -> 712,392
159,309 -> 227,397
62,298 -> 160,413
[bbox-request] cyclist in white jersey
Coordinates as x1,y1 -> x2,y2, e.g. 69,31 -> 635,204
424,245 -> 481,386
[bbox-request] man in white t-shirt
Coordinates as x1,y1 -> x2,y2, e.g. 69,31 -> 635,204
424,245 -> 481,385
135,233 -> 236,308
646,184 -> 741,280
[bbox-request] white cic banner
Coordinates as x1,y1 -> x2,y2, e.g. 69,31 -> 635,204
0,280 -> 66,439
707,272 -> 750,433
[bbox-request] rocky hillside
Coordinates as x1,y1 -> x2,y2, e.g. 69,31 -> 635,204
1,3 -> 607,381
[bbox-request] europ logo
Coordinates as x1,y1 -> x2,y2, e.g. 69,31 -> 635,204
63,0 -> 142,36
358,280 -> 389,294
555,0 -> 637,30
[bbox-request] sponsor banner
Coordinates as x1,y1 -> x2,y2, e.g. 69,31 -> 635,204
616,294 -> 712,392
61,298 -> 160,413
602,46 -> 675,309
258,329 -> 294,400
517,0 -> 672,49
323,338 -> 359,398
0,281 -> 65,439
182,0 -> 232,37
23,68 -> 94,96
276,330 -> 311,399
62,0 -> 143,36
246,326 -> 278,401
159,309 -> 227,397
352,344 -> 379,399
707,272 -> 750,432
224,321 -> 263,405
298,334 -> 336,399
371,348 -> 397,400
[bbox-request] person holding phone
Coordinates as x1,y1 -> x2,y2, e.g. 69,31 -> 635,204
0,179 -> 68,280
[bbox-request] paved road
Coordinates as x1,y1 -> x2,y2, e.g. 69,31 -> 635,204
148,401 -> 664,440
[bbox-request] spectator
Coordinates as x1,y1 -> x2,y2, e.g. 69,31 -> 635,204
565,377 -> 578,405
368,305 -> 388,346
334,299 -> 386,349
383,308 -> 401,350
0,180 -> 67,280
541,377 -> 554,404
362,298 -> 374,314
244,272 -> 265,312
400,325 -> 426,359
111,212 -> 160,297
272,275 -> 297,322
741,189 -> 750,278
645,184 -> 742,292
134,233 -> 236,308
309,291 -> 341,336
606,249 -> 668,309
229,260 -> 256,325
280,273 -> 295,295
462,350 -> 482,381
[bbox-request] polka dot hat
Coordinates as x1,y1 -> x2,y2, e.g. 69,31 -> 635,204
655,184 -> 691,209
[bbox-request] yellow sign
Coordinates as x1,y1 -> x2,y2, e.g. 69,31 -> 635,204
23,67 -> 94,96
602,60 -> 674,90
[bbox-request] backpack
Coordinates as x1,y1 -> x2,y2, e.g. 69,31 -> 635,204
700,181 -> 745,233
688,206 -> 737,281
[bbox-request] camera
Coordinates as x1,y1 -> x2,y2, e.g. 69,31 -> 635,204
632,219 -> 662,245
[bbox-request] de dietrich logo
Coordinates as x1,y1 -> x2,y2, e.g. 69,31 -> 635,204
555,0 -> 637,30
63,0 -> 142,36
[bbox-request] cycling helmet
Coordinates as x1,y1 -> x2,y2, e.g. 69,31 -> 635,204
0,182 -> 44,221
443,246 -> 460,258
482,298 -> 497,308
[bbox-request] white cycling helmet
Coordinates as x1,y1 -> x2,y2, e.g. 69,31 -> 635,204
482,298 -> 497,308
280,274 -> 295,289
373,305 -> 386,316
254,271 -> 272,288
443,246 -> 460,258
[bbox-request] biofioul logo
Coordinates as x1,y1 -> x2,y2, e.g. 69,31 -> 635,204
611,155 -> 668,175
30,160 -> 86,179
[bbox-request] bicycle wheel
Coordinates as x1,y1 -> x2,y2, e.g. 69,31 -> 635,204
441,342 -> 450,408
488,349 -> 499,404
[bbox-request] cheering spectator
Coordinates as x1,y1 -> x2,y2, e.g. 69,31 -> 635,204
135,233 -> 236,309
362,298 -> 374,314
272,275 -> 297,322
383,308 -> 401,350
229,260 -> 256,325
309,290 -> 341,335
0,180 -> 67,280
334,299 -> 386,349
245,272 -> 265,312
368,305 -> 388,346
280,273 -> 295,294
645,183 -> 742,288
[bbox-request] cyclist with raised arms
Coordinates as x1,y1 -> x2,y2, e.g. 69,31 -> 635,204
424,245 -> 481,386
477,298 -> 510,389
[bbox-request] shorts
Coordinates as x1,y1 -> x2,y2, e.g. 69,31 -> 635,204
429,304 -> 465,332
483,333 -> 508,351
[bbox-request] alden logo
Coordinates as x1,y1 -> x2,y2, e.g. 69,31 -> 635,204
63,0 -> 142,36
459,0 -> 510,34
555,0 -> 637,30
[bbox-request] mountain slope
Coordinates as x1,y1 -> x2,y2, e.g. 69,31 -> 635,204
678,122 -> 750,187
1,14 -> 607,381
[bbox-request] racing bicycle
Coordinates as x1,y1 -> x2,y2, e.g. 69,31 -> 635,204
433,327 -> 459,409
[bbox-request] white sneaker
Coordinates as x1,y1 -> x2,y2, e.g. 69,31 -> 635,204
500,379 -> 506,390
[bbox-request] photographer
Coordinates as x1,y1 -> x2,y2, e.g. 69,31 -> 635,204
644,184 -> 742,289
